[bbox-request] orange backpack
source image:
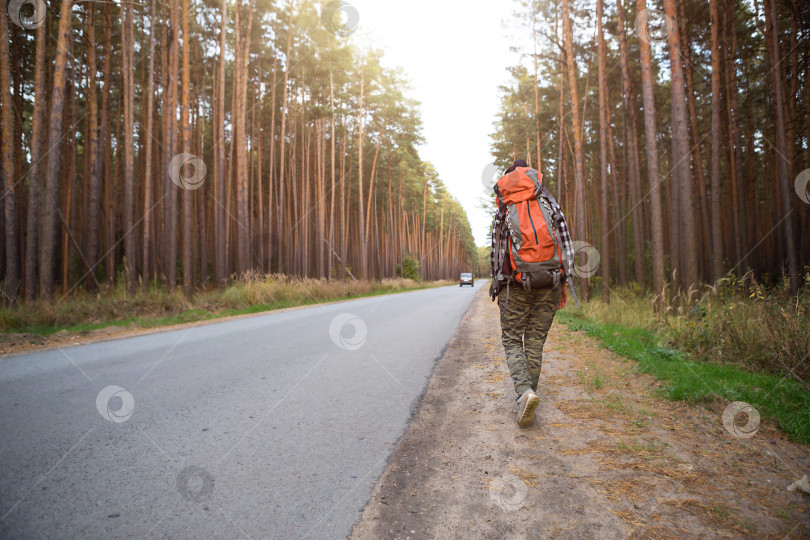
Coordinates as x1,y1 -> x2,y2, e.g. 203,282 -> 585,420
494,167 -> 564,290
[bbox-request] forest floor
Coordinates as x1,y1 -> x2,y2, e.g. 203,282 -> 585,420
351,286 -> 810,539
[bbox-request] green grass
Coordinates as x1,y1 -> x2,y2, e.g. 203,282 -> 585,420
578,273 -> 810,384
556,309 -> 810,445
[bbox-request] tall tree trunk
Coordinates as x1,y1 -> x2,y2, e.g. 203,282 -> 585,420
328,71 -> 336,280
421,176 -> 427,276
709,0 -> 724,281
798,3 -> 808,269
266,51 -> 277,273
665,0 -> 698,294
721,4 -> 741,269
226,0 -> 241,277
365,135 -> 381,241
636,0 -> 666,311
340,135 -> 347,279
784,0 -> 798,216
357,65 -> 368,280
317,119 -> 326,279
743,76 -> 761,274
668,137 -> 680,289
256,105 -> 264,273
121,0 -> 136,295
0,8 -> 18,302
101,8 -> 114,286
180,0 -> 192,293
196,94 -> 208,285
163,0 -> 179,290
235,0 -> 255,276
562,0 -> 589,301
214,0 -> 227,285
24,17 -> 48,301
678,4 -> 711,281
142,0 -> 156,288
606,107 -> 626,285
276,8 -> 293,274
596,0 -> 610,303
386,151 -> 393,276
724,3 -> 747,270
763,0 -> 799,294
616,0 -> 645,286
37,0 -> 74,299
63,80 -> 78,294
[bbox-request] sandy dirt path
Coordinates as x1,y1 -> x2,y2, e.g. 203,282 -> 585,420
351,286 -> 810,539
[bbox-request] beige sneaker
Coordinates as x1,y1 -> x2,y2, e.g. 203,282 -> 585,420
517,390 -> 540,427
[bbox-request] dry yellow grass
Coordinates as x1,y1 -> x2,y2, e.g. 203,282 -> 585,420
508,466 -> 539,487
578,273 -> 810,384
0,271 -> 453,334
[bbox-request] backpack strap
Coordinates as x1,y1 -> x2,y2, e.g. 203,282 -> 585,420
489,208 -> 512,301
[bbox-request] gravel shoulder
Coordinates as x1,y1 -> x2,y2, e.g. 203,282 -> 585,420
351,286 -> 810,539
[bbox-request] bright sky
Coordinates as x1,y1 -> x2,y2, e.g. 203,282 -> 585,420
349,0 -> 526,247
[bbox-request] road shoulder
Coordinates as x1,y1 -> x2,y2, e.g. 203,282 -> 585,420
351,286 -> 810,539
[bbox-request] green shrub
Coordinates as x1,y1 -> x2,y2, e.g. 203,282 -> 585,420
396,253 -> 421,281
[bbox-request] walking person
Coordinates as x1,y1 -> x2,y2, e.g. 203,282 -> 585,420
489,159 -> 574,427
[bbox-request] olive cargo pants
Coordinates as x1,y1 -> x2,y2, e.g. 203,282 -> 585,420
498,283 -> 561,398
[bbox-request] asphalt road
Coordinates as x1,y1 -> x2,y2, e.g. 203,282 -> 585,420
0,282 -> 483,539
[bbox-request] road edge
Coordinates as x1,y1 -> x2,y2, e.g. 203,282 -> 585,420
347,283 -> 489,538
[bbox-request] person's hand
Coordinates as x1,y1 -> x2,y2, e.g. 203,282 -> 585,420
489,279 -> 500,301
